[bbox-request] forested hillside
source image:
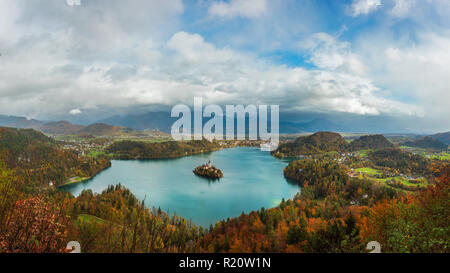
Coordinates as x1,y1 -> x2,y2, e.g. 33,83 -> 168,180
40,121 -> 85,135
0,127 -> 448,253
67,185 -> 201,253
0,174 -> 201,253
198,160 -> 449,253
0,127 -> 110,189
273,132 -> 348,157
369,148 -> 431,175
274,132 -> 395,157
430,131 -> 450,145
403,136 -> 448,150
349,135 -> 394,150
107,139 -> 221,159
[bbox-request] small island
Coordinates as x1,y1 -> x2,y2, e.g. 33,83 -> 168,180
193,160 -> 224,179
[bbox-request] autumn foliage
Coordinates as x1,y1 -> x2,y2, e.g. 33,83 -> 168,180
0,127 -> 448,253
359,166 -> 449,252
0,195 -> 69,253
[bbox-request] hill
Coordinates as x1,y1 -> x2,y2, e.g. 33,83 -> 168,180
0,115 -> 146,137
41,121 -> 152,138
273,132 -> 348,157
403,136 -> 448,150
350,134 -> 394,150
369,148 -> 431,175
0,127 -> 110,188
39,121 -> 85,135
430,131 -> 450,145
107,139 -> 221,159
78,123 -> 135,136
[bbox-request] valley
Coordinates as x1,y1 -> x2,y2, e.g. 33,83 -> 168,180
0,123 -> 448,253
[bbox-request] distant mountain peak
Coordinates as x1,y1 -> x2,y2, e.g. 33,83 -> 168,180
40,120 -> 85,135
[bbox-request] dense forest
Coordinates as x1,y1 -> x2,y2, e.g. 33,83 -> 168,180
107,139 -> 221,159
349,134 -> 394,150
369,148 -> 432,176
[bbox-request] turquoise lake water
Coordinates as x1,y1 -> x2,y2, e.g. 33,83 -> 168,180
63,147 -> 300,227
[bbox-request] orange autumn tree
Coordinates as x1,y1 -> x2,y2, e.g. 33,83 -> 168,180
0,195 -> 69,253
359,165 -> 449,253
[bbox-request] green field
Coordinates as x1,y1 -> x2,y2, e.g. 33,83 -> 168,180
355,167 -> 381,175
89,150 -> 115,158
431,152 -> 450,161
355,167 -> 428,191
356,150 -> 371,157
377,176 -> 420,185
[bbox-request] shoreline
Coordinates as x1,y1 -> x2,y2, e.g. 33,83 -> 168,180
58,177 -> 92,188
58,164 -> 112,188
57,146 -> 297,227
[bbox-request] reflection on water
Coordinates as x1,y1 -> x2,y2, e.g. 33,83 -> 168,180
63,147 -> 300,227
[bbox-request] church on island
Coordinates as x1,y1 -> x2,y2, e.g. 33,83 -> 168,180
193,160 -> 224,179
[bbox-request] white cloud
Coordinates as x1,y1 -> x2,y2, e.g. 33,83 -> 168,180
300,33 -> 367,76
208,0 -> 267,19
381,33 -> 450,116
0,28 -> 421,119
1,0 -> 441,128
350,0 -> 382,16
352,27 -> 450,127
69,108 -> 82,115
390,0 -> 417,17
0,0 -> 21,39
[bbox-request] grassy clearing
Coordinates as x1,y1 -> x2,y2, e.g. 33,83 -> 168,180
58,176 -> 91,187
74,214 -> 125,231
356,150 -> 371,157
76,214 -> 109,225
361,176 -> 426,192
431,152 -> 450,161
355,167 -> 381,175
89,150 -> 114,158
355,167 -> 428,191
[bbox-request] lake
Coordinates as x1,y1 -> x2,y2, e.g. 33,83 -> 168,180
63,147 -> 300,227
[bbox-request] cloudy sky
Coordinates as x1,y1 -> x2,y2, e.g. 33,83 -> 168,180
0,0 -> 449,132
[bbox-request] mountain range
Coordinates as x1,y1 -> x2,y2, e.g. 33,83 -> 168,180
0,115 -> 141,137
42,121 -> 142,137
0,113 -> 449,139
